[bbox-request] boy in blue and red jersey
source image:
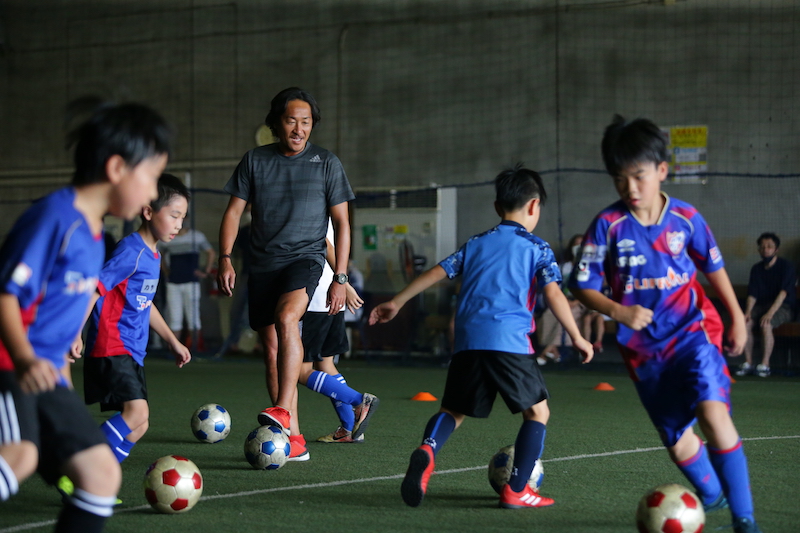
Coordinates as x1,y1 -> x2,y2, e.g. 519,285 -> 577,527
569,115 -> 760,533
370,165 -> 593,510
72,174 -> 191,474
0,99 -> 170,532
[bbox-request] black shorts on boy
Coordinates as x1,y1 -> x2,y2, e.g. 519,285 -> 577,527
83,355 -> 148,412
301,311 -> 349,363
442,350 -> 550,418
0,372 -> 107,485
248,259 -> 323,330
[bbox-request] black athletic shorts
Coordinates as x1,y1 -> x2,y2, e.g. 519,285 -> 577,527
248,259 -> 323,329
83,355 -> 147,412
441,350 -> 550,418
0,371 -> 107,485
301,311 -> 349,362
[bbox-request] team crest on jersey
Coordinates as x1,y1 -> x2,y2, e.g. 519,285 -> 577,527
709,246 -> 721,263
666,231 -> 685,255
136,295 -> 153,311
11,262 -> 32,286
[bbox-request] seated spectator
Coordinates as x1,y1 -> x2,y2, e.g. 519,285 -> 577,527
737,232 -> 796,377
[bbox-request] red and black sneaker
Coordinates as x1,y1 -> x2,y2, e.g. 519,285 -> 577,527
401,444 -> 435,507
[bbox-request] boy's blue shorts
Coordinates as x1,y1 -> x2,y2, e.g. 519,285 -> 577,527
633,343 -> 731,447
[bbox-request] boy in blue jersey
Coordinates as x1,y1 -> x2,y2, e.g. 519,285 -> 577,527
69,174 -> 191,474
0,99 -> 170,532
569,115 -> 760,533
370,165 -> 593,509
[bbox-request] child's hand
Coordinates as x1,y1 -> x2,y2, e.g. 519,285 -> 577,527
617,304 -> 653,330
16,356 -> 60,394
724,317 -> 747,357
572,336 -> 594,364
369,301 -> 400,325
345,284 -> 364,314
69,337 -> 83,362
170,342 -> 192,368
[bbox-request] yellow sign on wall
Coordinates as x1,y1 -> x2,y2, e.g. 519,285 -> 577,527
663,125 -> 708,181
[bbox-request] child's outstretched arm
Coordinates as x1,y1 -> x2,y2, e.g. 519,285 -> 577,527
705,267 -> 747,356
369,265 -> 448,325
0,293 -> 60,393
571,287 -> 654,331
542,282 -> 593,363
150,304 -> 191,367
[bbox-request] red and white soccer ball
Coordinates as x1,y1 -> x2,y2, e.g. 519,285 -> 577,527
143,455 -> 203,514
636,483 -> 705,533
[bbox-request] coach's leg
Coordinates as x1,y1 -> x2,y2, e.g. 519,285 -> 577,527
274,289 -> 308,409
259,324 -> 279,406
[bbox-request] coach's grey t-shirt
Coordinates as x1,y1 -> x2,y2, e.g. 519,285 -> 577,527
224,142 -> 354,273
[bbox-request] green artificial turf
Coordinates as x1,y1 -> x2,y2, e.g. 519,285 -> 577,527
1,357 -> 797,533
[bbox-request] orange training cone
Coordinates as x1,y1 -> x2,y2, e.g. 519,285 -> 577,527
593,382 -> 615,391
411,392 -> 438,401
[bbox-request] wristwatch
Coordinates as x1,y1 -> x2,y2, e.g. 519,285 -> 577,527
334,273 -> 349,285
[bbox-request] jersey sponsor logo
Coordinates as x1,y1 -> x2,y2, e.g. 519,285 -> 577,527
617,239 -> 636,252
135,295 -> 153,311
309,154 -> 322,163
11,262 -> 32,286
623,267 -> 689,294
617,254 -> 647,267
63,271 -> 98,295
141,279 -> 158,294
666,231 -> 686,255
709,246 -> 722,263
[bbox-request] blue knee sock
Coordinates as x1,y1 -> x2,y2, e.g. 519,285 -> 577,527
421,412 -> 456,456
509,420 -> 546,492
709,440 -> 755,522
306,371 -> 363,406
101,413 -> 133,463
329,374 -> 355,431
675,437 -> 723,506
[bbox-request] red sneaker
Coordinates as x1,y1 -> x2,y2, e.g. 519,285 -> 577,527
258,406 -> 291,435
401,444 -> 435,507
499,483 -> 555,509
287,434 -> 310,462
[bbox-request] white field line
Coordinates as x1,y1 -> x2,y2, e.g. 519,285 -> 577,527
1,435 -> 798,533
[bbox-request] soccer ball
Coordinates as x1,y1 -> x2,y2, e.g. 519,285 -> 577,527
636,483 -> 706,533
191,403 -> 231,443
487,444 -> 544,494
143,455 -> 203,514
244,425 -> 291,470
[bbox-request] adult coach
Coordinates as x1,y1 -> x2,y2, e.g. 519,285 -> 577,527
217,87 -> 354,449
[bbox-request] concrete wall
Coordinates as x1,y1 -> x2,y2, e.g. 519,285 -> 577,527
0,0 -> 798,286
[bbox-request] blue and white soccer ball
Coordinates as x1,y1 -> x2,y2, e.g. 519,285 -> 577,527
190,403 -> 231,444
487,444 -> 544,494
244,425 -> 291,470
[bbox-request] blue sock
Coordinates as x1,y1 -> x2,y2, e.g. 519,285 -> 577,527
509,420 -> 546,492
329,374 -> 355,431
421,412 -> 456,456
675,437 -> 723,505
306,371 -> 363,406
709,440 -> 755,522
101,413 -> 132,463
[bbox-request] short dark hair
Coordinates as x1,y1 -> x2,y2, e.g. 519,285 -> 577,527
601,114 -> 669,177
757,232 -> 780,249
66,97 -> 172,186
151,173 -> 190,212
494,163 -> 547,213
264,87 -> 321,138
